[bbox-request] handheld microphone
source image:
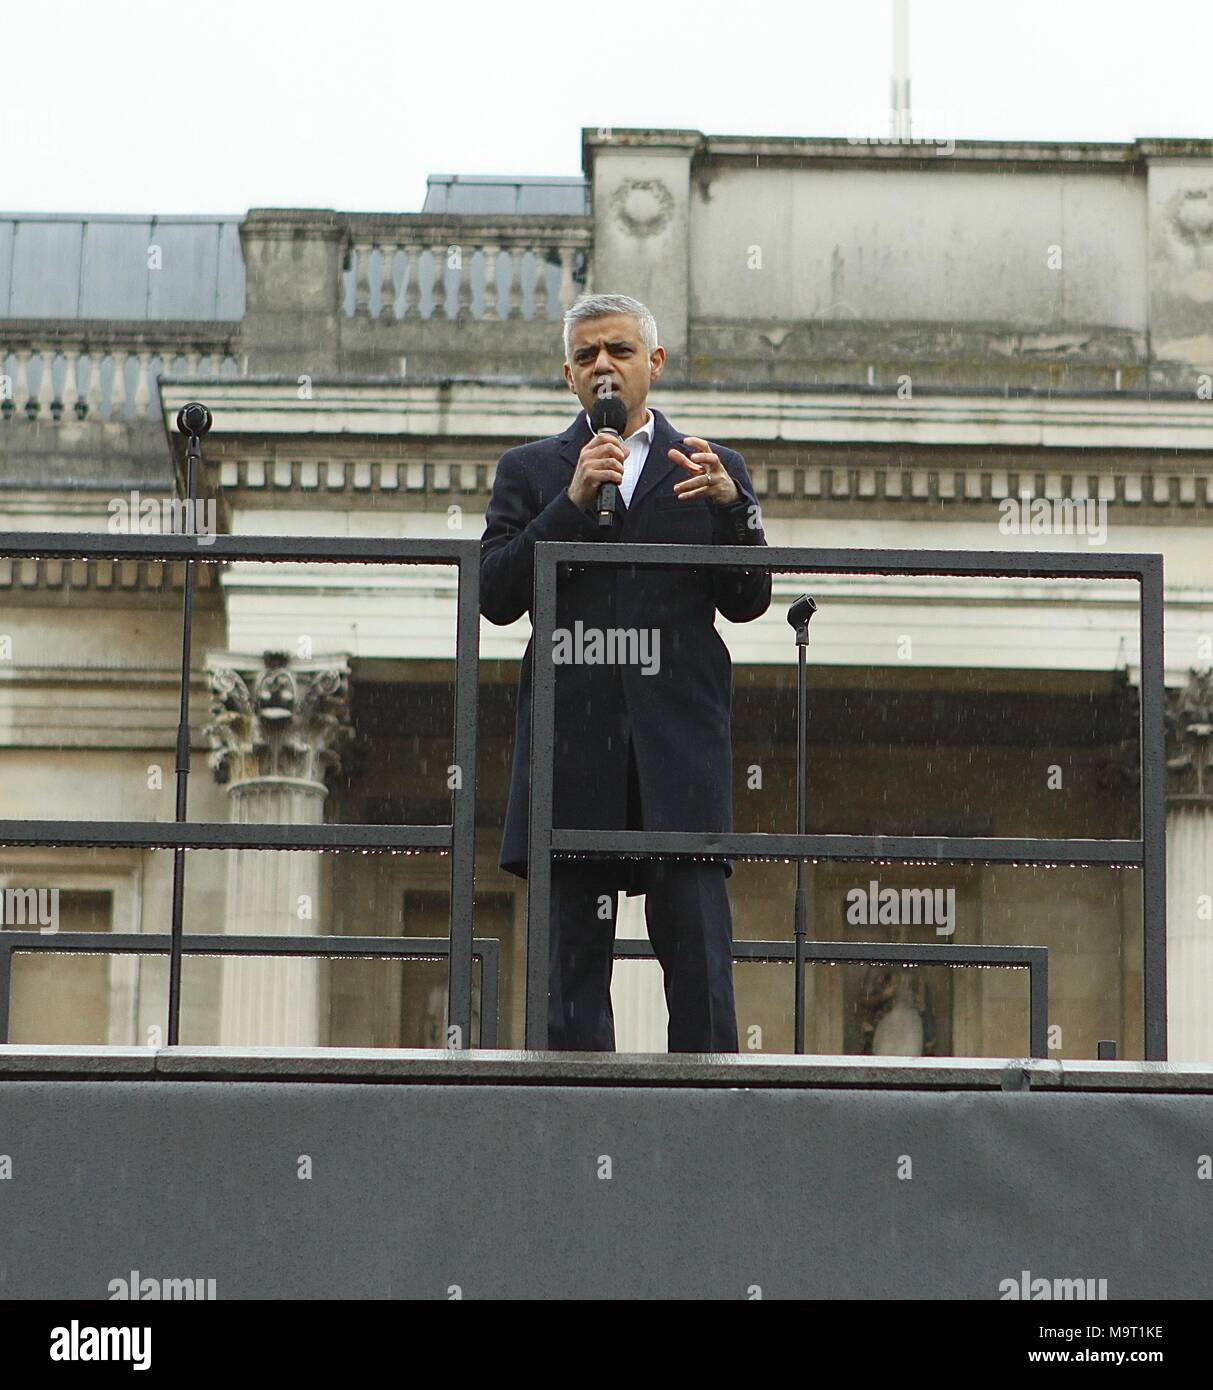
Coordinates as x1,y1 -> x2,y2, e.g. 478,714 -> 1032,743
589,395 -> 629,529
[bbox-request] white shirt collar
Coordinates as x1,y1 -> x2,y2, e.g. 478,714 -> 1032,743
584,406 -> 654,443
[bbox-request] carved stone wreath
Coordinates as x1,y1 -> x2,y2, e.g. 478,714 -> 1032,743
611,178 -> 675,238
1167,187 -> 1213,258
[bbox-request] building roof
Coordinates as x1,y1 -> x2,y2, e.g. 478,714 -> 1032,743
0,179 -> 587,320
420,174 -> 588,215
0,214 -> 245,321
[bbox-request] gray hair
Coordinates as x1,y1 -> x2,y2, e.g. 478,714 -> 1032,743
562,293 -> 658,364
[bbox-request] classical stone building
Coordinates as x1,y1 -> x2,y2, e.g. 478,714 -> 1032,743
1,129 -> 1211,1059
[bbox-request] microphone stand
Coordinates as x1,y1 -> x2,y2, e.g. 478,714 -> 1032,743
167,402 -> 212,1045
787,594 -> 818,1054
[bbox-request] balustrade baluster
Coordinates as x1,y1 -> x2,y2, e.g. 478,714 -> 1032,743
133,350 -> 152,417
379,244 -> 398,321
402,246 -> 420,318
353,243 -> 373,317
108,351 -> 127,420
36,348 -> 56,419
481,244 -> 499,320
14,350 -> 32,417
430,244 -> 448,319
456,246 -> 473,321
60,349 -> 80,420
507,247 -> 524,319
558,244 -> 576,310
533,249 -> 550,320
82,351 -> 103,417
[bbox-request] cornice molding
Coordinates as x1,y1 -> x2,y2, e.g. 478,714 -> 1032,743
0,557 -> 223,595
199,452 -> 1213,512
582,128 -> 1213,176
158,380 -> 1213,510
160,379 -> 1213,449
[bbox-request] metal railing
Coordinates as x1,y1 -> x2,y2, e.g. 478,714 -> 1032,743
0,529 -> 1170,1060
614,939 -> 1050,1058
0,933 -> 501,1048
526,542 -> 1167,1057
0,531 -> 483,1049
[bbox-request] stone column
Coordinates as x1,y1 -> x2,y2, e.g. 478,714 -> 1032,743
206,651 -> 353,1047
1166,668 -> 1213,1061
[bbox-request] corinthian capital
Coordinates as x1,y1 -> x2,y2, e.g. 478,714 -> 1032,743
205,650 -> 354,787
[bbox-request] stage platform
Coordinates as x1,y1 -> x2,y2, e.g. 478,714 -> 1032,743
2,1046 -> 1211,1299
2,1045 -> 1213,1090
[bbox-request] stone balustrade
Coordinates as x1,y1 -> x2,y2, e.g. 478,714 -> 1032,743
0,327 -> 241,423
0,213 -> 596,411
338,215 -> 593,322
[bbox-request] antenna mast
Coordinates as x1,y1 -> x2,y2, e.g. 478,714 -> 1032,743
891,0 -> 911,140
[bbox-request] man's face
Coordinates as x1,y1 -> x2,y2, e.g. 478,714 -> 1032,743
562,313 -> 665,421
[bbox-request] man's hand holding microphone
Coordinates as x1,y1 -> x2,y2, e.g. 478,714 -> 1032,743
566,426 -> 627,513
568,377 -> 740,520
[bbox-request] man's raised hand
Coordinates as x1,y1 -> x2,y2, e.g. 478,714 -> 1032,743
669,437 -> 740,506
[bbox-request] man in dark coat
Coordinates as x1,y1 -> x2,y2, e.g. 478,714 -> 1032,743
480,293 -> 770,1052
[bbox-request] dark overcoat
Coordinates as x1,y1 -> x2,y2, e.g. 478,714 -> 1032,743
480,405 -> 770,886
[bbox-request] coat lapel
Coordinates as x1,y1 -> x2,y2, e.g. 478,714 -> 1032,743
557,410 -> 593,469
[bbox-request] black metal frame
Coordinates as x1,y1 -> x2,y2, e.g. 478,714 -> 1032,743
0,532 -> 1169,1061
0,933 -> 500,1048
0,532 -> 483,1048
614,940 -> 1049,1059
526,542 -> 1167,1058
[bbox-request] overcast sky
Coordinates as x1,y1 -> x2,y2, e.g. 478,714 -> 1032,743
5,0 -> 1212,216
